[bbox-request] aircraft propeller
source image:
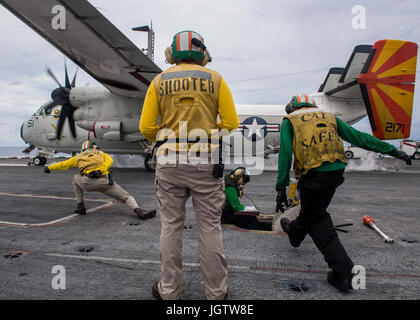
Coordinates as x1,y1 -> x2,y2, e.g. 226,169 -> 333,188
44,61 -> 78,139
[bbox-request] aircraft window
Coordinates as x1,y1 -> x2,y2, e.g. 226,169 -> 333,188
36,106 -> 44,115
35,105 -> 53,115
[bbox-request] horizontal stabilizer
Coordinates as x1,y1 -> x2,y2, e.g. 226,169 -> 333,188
318,68 -> 345,92
339,45 -> 372,83
319,45 -> 372,98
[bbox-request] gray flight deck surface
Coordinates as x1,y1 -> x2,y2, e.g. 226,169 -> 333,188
0,158 -> 419,300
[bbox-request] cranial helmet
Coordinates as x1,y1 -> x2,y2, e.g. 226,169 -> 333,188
231,167 -> 250,184
285,94 -> 317,114
81,140 -> 96,152
164,30 -> 212,66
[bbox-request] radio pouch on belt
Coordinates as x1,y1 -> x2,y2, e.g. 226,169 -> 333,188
108,172 -> 113,185
88,170 -> 102,179
212,138 -> 224,178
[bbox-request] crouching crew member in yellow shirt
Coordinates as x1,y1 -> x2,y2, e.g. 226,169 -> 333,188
44,140 -> 156,220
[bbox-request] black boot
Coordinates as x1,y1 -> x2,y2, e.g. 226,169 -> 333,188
134,208 -> 156,220
281,218 -> 305,248
75,203 -> 86,215
327,271 -> 353,292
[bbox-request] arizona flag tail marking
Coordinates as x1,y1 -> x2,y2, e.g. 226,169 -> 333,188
358,40 -> 418,140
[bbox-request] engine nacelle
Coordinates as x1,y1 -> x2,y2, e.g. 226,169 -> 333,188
69,87 -> 110,108
77,120 -> 121,140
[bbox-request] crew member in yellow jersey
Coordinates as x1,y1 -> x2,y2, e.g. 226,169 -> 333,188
44,140 -> 156,220
140,30 -> 239,300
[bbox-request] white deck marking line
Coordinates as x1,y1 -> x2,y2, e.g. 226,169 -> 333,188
0,193 -> 117,227
0,192 -> 110,202
0,164 -> 28,166
45,253 -> 420,278
45,253 -> 249,271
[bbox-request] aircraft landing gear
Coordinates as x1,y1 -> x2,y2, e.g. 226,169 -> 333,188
32,156 -> 47,166
144,153 -> 156,172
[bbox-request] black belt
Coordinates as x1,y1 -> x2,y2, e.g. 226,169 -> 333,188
81,173 -> 107,178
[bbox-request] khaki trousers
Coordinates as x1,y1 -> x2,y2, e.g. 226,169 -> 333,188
72,174 -> 139,210
155,159 -> 227,300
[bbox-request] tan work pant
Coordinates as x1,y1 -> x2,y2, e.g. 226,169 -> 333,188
72,174 -> 139,210
155,159 -> 227,300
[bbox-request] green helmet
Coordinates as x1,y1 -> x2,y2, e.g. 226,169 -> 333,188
171,30 -> 206,64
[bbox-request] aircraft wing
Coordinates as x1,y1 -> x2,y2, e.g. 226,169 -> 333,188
0,0 -> 162,98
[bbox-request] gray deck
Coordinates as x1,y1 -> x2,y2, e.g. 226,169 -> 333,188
0,158 -> 419,300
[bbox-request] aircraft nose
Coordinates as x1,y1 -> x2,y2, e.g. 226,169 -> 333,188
20,121 -> 27,143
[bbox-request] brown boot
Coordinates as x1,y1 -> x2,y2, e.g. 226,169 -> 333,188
75,203 -> 86,215
134,208 -> 156,220
152,281 -> 162,300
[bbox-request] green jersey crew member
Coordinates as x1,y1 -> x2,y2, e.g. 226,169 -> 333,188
276,94 -> 411,291
140,30 -> 239,300
222,167 -> 271,231
44,140 -> 156,220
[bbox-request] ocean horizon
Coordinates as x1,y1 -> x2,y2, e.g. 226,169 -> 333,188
0,146 -> 71,158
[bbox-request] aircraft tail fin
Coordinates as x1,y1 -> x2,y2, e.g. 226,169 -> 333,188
319,39 -> 418,140
358,40 -> 418,140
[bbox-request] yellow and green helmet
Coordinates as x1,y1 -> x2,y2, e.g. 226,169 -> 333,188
285,94 -> 317,114
171,30 -> 206,64
81,140 -> 96,152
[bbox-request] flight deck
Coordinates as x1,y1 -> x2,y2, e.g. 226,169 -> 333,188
0,158 -> 419,300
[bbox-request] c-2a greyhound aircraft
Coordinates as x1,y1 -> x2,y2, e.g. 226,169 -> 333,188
1,0 -> 417,171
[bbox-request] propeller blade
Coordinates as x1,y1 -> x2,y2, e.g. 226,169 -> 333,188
45,67 -> 64,91
64,59 -> 71,89
56,112 -> 66,140
51,87 -> 70,105
68,117 -> 77,138
56,104 -> 77,139
71,67 -> 78,88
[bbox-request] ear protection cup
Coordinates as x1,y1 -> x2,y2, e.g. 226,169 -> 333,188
232,167 -> 250,184
165,46 -> 176,64
285,101 -> 294,114
232,167 -> 244,179
200,50 -> 211,66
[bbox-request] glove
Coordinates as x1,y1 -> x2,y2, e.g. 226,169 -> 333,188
88,170 -> 102,178
275,190 -> 288,213
392,150 -> 412,165
44,167 -> 50,174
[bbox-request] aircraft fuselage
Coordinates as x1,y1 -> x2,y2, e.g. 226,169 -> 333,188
21,87 -> 367,156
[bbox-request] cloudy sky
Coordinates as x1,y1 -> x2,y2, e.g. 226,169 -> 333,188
0,0 -> 419,147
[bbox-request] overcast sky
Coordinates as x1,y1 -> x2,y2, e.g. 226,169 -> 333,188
0,0 -> 419,146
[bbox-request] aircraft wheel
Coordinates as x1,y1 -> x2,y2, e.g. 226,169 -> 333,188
144,153 -> 156,172
413,152 -> 420,160
345,151 -> 354,159
40,157 -> 47,166
33,156 -> 42,166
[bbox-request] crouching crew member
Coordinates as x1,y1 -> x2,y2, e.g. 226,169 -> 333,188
276,94 -> 412,291
222,167 -> 270,231
44,140 -> 156,220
